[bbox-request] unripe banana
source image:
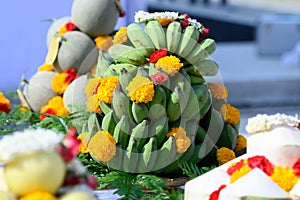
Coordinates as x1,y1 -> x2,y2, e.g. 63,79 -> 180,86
130,120 -> 149,152
99,101 -> 111,115
166,21 -> 182,54
166,87 -> 182,122
183,65 -> 204,78
145,20 -> 167,49
123,139 -> 139,172
139,137 -> 157,172
148,85 -> 167,121
136,66 -> 149,77
96,49 -> 113,77
111,88 -> 133,122
200,38 -> 216,55
108,44 -> 146,65
154,136 -> 177,171
148,115 -> 168,147
132,102 -> 150,124
181,86 -> 201,121
194,59 -> 219,76
216,123 -> 238,150
190,75 -> 205,85
127,23 -> 155,57
177,26 -> 199,59
107,145 -> 124,171
113,115 -> 131,150
118,68 -> 137,94
103,63 -> 137,77
101,110 -> 117,134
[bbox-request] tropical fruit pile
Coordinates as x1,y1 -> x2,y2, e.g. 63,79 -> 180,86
83,11 -> 243,174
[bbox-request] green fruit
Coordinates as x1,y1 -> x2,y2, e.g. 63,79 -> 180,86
71,0 -> 119,37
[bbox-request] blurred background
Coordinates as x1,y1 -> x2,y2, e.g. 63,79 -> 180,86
1,0 -> 300,131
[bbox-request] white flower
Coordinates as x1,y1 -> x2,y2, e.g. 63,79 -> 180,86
245,113 -> 300,133
0,128 -> 64,163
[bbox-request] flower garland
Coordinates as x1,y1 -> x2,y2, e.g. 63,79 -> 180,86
52,68 -> 78,95
40,96 -> 69,120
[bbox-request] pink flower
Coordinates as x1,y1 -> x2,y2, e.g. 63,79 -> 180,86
150,72 -> 168,85
149,48 -> 168,63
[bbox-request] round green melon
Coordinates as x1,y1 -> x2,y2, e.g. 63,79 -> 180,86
46,16 -> 71,47
63,74 -> 88,112
23,71 -> 57,112
71,0 -> 119,37
54,31 -> 98,75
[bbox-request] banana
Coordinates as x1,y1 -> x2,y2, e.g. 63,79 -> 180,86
216,123 -> 238,150
136,66 -> 149,77
200,38 -> 216,56
107,144 -> 124,171
183,65 -> 202,77
145,20 -> 167,50
127,23 -> 155,57
181,118 -> 198,140
113,115 -> 131,150
138,137 -> 158,173
195,126 -> 207,144
103,63 -> 137,77
148,115 -> 168,147
129,119 -> 149,152
131,102 -> 150,124
96,49 -> 114,77
108,44 -> 146,65
166,21 -> 182,54
154,136 -> 177,172
176,26 -> 199,59
99,101 -> 111,115
194,59 -> 219,76
111,88 -> 133,122
190,75 -> 205,85
148,85 -> 167,121
166,86 -> 182,122
118,68 -> 137,94
123,139 -> 139,173
191,84 -> 212,118
101,110 -> 117,134
181,86 -> 201,121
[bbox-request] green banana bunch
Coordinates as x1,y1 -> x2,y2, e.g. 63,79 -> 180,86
103,63 -> 137,77
99,101 -> 111,115
108,44 -> 146,65
118,67 -> 137,94
132,102 -> 150,124
113,115 -> 131,150
111,88 -> 133,122
148,85 -> 167,121
96,49 -> 113,77
138,137 -> 158,172
166,86 -> 182,122
194,59 -> 219,76
101,110 -> 117,134
177,26 -> 199,59
127,23 -> 155,57
123,139 -> 139,172
148,115 -> 168,147
129,119 -> 149,152
154,136 -> 177,172
166,21 -> 182,54
145,20 -> 167,49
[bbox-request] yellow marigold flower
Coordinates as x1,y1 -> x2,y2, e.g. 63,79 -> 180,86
0,92 -> 11,113
270,166 -> 299,192
40,96 -> 69,117
167,127 -> 191,153
19,191 -> 57,200
234,135 -> 247,152
156,55 -> 183,76
207,82 -> 228,99
216,147 -> 236,165
78,132 -> 89,154
126,76 -> 155,103
52,72 -> 69,95
87,130 -> 116,162
230,165 -> 251,183
221,104 -> 240,125
86,95 -> 102,113
96,76 -> 119,103
38,63 -> 54,72
113,27 -> 128,44
85,77 -> 102,97
58,25 -> 67,35
157,18 -> 174,27
95,35 -> 113,51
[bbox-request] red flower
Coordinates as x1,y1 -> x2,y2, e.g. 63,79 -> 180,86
40,108 -> 56,120
65,68 -> 78,84
149,48 -> 168,63
119,11 -> 126,17
247,155 -> 274,176
182,13 -> 190,20
180,20 -> 189,29
209,184 -> 226,200
85,174 -> 98,190
293,158 -> 300,177
62,174 -> 82,187
227,159 -> 245,176
150,72 -> 168,85
57,127 -> 81,162
0,103 -> 10,113
65,22 -> 76,32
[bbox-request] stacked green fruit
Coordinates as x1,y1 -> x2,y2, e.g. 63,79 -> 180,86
85,11 -> 239,174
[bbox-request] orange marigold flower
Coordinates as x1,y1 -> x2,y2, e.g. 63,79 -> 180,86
156,55 -> 183,76
0,92 -> 11,113
52,68 -> 78,95
216,147 -> 236,165
86,95 -> 102,113
230,164 -> 251,183
96,76 -> 119,104
221,104 -> 240,125
126,76 -> 155,103
234,135 -> 247,152
167,127 -> 191,153
40,96 -> 69,118
19,191 -> 57,200
157,18 -> 174,27
95,35 -> 113,51
38,63 -> 54,72
77,132 -> 89,154
87,130 -> 116,162
270,166 -> 299,192
113,27 -> 128,44
85,77 -> 102,97
207,82 -> 228,99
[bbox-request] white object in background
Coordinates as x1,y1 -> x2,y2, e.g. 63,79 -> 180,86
281,42 -> 300,68
256,14 -> 300,55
